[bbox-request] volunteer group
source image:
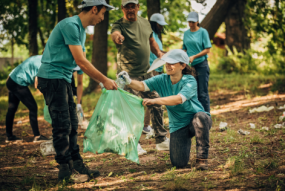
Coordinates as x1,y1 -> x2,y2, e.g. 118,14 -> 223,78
5,0 -> 212,183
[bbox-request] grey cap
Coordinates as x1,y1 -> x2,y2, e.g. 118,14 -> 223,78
122,0 -> 139,6
78,0 -> 114,11
147,49 -> 189,73
150,13 -> 168,26
187,12 -> 199,22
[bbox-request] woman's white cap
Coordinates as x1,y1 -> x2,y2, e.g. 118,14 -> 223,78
147,49 -> 189,73
150,13 -> 168,26
187,12 -> 199,22
78,0 -> 114,11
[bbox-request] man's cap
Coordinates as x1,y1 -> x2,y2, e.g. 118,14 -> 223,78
147,49 -> 189,73
150,13 -> 168,26
78,0 -> 114,11
122,0 -> 139,6
187,12 -> 199,22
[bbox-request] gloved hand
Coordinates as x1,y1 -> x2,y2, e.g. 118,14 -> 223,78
117,71 -> 132,85
77,104 -> 83,113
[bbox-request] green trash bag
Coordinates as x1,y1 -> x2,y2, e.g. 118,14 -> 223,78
44,100 -> 52,124
83,88 -> 144,164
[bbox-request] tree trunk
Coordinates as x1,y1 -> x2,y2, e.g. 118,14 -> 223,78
58,0 -> 67,22
85,2 -> 110,93
200,0 -> 238,40
225,0 -> 250,53
28,0 -> 38,56
11,37 -> 14,66
146,0 -> 161,41
38,27 -> 46,48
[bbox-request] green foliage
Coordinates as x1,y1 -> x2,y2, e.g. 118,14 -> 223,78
0,61 -> 20,80
245,0 -> 285,54
217,47 -> 258,74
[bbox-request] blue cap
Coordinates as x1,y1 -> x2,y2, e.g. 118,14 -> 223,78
78,0 -> 114,11
150,13 -> 168,26
187,12 -> 199,22
147,49 -> 189,73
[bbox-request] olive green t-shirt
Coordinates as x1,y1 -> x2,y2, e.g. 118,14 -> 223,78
111,16 -> 153,77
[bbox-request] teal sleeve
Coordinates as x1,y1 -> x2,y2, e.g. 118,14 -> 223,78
202,29 -> 212,49
179,77 -> 197,100
83,46 -> 86,52
61,23 -> 81,46
77,69 -> 83,75
144,75 -> 163,92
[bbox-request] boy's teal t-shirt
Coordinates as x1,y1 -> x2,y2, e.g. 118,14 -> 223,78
182,27 -> 212,66
9,55 -> 42,86
149,31 -> 163,72
37,15 -> 86,83
144,74 -> 210,133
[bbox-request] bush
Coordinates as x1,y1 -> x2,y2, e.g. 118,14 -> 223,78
0,61 -> 21,80
217,47 -> 258,74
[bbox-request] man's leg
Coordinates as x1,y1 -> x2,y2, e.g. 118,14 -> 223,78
190,112 -> 212,170
194,60 -> 210,113
170,125 -> 191,168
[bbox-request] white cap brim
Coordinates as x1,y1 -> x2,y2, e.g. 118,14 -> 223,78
147,58 -> 166,73
187,18 -> 198,22
78,3 -> 114,11
157,20 -> 168,26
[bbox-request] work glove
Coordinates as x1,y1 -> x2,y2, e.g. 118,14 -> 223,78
117,71 -> 132,85
77,104 -> 83,113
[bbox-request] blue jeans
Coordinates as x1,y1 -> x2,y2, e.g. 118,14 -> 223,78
170,112 -> 212,168
193,59 -> 210,112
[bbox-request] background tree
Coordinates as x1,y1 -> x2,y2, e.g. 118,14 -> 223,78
28,0 -> 38,56
58,0 -> 67,22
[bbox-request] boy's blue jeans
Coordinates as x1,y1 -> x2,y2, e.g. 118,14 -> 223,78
170,112 -> 212,168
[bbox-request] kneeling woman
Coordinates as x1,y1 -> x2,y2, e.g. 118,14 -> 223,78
118,49 -> 212,169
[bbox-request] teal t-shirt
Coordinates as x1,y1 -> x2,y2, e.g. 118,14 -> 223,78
149,31 -> 163,72
144,74 -> 210,133
182,27 -> 211,66
9,55 -> 42,86
37,15 -> 86,83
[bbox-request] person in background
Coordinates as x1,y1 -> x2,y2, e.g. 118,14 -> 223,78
5,55 -> 50,143
118,49 -> 212,170
143,13 -> 168,134
182,12 -> 212,113
36,0 -> 117,183
111,0 -> 169,154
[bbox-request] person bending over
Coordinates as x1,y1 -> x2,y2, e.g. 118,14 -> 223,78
118,49 -> 212,169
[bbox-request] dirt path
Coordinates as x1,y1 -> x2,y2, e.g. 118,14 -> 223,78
1,90 -> 285,190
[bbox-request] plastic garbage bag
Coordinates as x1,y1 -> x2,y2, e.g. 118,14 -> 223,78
249,105 -> 274,113
219,122 -> 228,131
249,123 -> 256,129
83,88 -> 144,164
40,140 -> 56,156
44,100 -> 52,124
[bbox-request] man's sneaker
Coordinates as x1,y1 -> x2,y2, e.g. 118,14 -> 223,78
137,143 -> 147,155
142,125 -> 152,134
196,159 -> 208,170
6,135 -> 23,143
156,137 -> 170,151
58,163 -> 89,183
73,159 -> 100,178
33,135 -> 50,143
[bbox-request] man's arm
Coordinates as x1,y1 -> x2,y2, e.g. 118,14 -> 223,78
76,74 -> 83,104
149,37 -> 163,58
69,45 -> 117,90
111,31 -> 125,45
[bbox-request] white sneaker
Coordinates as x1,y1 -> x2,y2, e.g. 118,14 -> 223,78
156,137 -> 170,151
142,125 -> 152,134
137,143 -> 147,155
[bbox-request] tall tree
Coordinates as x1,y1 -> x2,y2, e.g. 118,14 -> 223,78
58,0 -> 67,22
28,0 -> 38,56
146,0 -> 160,20
225,0 -> 250,53
200,0 -> 238,40
85,1 -> 110,93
